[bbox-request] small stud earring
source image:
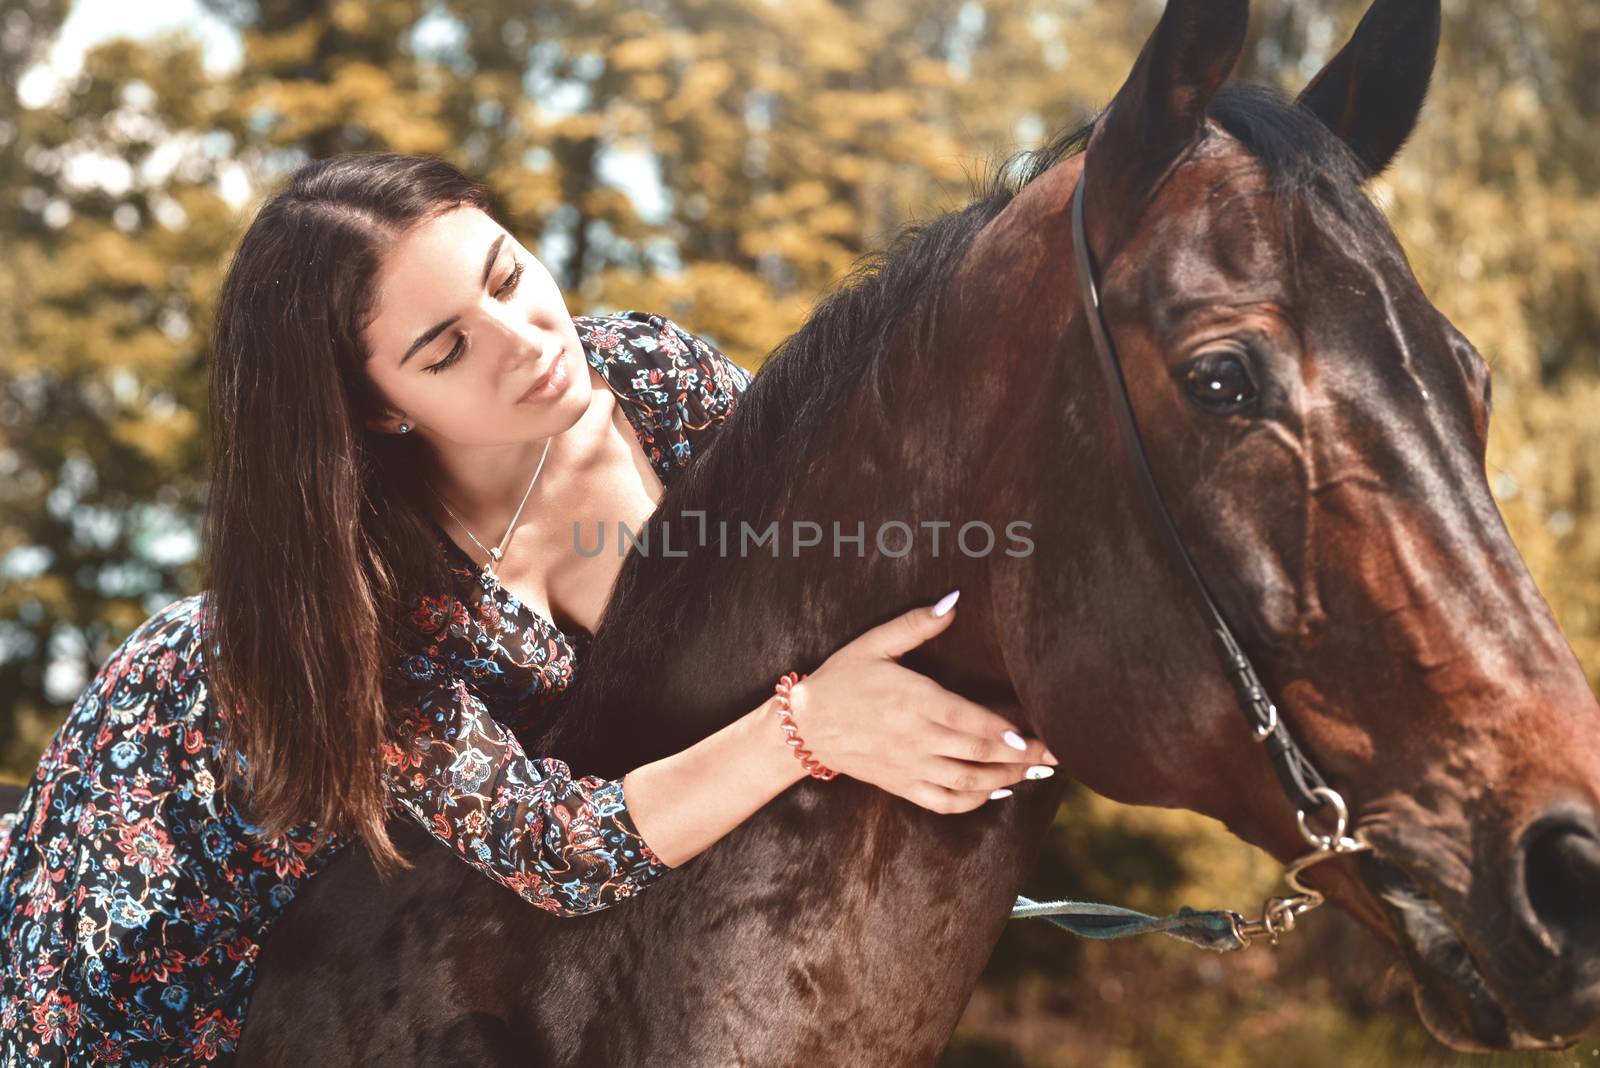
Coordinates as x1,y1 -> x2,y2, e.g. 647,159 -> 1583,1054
397,421 -> 412,434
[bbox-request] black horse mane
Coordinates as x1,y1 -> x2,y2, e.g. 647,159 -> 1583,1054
537,82 -> 1381,754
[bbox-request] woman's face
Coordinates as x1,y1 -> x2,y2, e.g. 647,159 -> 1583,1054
361,205 -> 592,448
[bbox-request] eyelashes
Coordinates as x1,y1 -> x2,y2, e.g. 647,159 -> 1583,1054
423,258 -> 526,375
498,259 -> 525,299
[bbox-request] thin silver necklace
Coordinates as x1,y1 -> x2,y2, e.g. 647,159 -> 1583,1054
433,437 -> 553,594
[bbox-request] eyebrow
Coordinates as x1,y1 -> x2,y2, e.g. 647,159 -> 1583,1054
399,233 -> 506,366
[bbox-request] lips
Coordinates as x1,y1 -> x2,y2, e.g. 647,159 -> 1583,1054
1361,851 -> 1513,1049
1355,849 -> 1581,1051
518,349 -> 562,402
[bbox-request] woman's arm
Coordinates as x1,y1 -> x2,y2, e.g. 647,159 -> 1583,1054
621,691 -> 804,868
381,678 -> 674,916
621,597 -> 1061,867
384,600 -> 1054,916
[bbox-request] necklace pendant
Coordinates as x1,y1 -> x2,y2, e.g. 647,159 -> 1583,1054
489,547 -> 503,562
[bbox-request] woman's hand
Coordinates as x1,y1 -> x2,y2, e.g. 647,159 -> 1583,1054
787,590 -> 1059,813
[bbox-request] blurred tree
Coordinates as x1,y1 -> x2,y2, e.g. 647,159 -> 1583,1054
1,13 -> 224,769
0,0 -> 75,763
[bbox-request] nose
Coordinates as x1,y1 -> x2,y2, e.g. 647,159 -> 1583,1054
1520,807 -> 1600,951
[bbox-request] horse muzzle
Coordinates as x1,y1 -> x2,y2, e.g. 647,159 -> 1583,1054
1359,808 -> 1600,1052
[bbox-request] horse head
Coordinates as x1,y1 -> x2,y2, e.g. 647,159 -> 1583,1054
949,0 -> 1600,1050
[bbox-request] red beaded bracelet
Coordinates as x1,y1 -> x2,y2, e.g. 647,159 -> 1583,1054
772,671 -> 838,781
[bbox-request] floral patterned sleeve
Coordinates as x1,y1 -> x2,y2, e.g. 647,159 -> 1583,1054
654,314 -> 752,451
379,677 -> 670,915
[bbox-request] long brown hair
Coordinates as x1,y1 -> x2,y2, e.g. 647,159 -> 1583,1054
202,153 -> 503,874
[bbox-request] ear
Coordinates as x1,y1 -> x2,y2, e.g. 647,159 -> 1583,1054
363,409 -> 406,435
1080,0 -> 1250,257
1296,0 -> 1441,177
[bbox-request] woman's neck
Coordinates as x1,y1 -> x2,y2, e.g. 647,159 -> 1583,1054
420,431 -> 570,539
417,365 -> 620,542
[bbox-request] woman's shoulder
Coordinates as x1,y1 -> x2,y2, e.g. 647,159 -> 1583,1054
572,309 -> 751,432
94,592 -> 212,692
572,308 -> 674,348
572,309 -> 677,380
573,310 -> 746,381
130,591 -> 210,648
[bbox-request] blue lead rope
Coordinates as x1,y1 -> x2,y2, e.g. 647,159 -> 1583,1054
1011,895 -> 1247,952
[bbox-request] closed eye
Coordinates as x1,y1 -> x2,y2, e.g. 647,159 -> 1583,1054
423,259 -> 526,375
497,259 -> 525,300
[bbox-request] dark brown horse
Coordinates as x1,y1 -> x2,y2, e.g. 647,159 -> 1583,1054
238,0 -> 1600,1060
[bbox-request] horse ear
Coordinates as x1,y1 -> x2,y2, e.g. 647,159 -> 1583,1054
1079,0 -> 1249,256
1295,0 -> 1442,177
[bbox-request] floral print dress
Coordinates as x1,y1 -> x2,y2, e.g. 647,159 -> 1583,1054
0,311 -> 753,1066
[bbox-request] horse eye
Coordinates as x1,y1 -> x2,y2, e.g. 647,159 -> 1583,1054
1183,351 -> 1258,411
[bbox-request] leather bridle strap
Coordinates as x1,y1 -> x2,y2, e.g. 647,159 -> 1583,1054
1069,175 -> 1331,815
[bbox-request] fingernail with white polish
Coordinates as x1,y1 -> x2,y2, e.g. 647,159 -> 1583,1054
989,788 -> 1014,800
1025,765 -> 1054,780
931,589 -> 961,617
1002,729 -> 1027,751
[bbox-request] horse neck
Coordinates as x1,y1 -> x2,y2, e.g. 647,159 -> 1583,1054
550,306 -> 1029,776
533,255 -> 1255,1058
543,323 -> 1079,1053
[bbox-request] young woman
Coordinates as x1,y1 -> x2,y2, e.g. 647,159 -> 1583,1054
0,152 -> 1057,1064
